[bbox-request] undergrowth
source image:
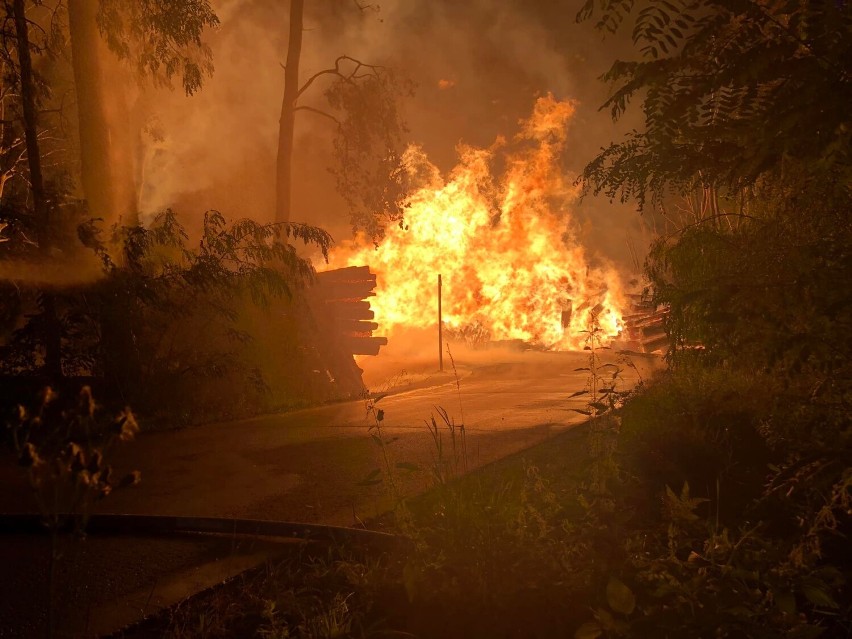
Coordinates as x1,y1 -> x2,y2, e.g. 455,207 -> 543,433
144,545 -> 401,639
146,335 -> 850,638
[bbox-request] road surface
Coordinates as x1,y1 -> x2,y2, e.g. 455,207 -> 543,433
108,349 -> 648,526
0,349 -> 653,526
0,348 -> 659,637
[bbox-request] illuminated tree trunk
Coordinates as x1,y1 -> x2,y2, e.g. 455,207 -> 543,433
275,0 -> 304,225
68,0 -> 137,227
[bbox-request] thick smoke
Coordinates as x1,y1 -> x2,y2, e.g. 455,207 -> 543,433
134,0 -> 649,270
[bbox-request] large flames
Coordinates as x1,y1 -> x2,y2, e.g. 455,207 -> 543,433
326,95 -> 625,350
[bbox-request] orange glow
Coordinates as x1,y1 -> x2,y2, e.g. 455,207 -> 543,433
326,95 -> 625,350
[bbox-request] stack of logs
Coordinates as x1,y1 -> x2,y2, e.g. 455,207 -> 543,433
311,266 -> 388,357
619,294 -> 670,354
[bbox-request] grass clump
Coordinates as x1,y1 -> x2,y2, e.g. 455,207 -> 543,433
123,545 -> 402,639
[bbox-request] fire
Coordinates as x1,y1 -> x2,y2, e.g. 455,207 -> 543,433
326,95 -> 625,350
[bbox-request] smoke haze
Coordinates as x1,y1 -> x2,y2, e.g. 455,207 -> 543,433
135,0 -> 649,269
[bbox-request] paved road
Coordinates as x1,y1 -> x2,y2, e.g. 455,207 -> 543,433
1,350 -> 652,527
0,349 -> 658,637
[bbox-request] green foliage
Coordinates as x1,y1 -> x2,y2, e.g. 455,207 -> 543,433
396,460 -> 585,636
90,210 -> 331,420
361,392 -> 405,498
575,365 -> 852,638
351,371 -> 585,636
647,206 -> 852,376
1,210 -> 333,422
99,209 -> 329,306
424,404 -> 466,486
618,367 -> 772,512
570,11 -> 852,634
97,0 -> 219,95
260,562 -> 359,639
577,0 -> 852,208
573,313 -> 634,503
325,66 -> 415,241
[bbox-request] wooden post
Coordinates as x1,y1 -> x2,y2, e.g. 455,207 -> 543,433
438,274 -> 444,372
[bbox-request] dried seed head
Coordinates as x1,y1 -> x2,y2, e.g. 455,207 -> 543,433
41,387 -> 57,406
119,470 -> 142,487
76,470 -> 92,487
70,450 -> 86,475
63,442 -> 82,461
19,442 -> 41,468
79,386 -> 96,418
114,408 -> 140,441
87,450 -> 103,474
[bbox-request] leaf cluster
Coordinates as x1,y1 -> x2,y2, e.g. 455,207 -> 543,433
570,360 -> 852,637
97,0 -> 219,95
577,0 -> 852,209
1,210 -> 332,421
96,209 -> 330,310
647,201 -> 851,382
325,67 -> 415,242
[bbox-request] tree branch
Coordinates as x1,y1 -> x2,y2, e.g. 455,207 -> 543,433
353,1 -> 379,11
297,54 -> 383,98
293,105 -> 341,126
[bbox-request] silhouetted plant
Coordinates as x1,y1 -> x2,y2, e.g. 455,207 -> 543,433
570,309 -> 632,500
6,385 -> 141,637
1,209 -> 334,422
9,386 -> 141,525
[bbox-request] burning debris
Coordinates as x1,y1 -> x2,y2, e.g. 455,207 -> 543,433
616,295 -> 671,355
326,95 -> 625,350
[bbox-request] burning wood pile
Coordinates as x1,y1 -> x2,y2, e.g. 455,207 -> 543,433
617,294 -> 670,354
322,95 -> 627,351
310,265 -> 387,357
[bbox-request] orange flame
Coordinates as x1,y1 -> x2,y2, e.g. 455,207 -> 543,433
327,95 -> 625,350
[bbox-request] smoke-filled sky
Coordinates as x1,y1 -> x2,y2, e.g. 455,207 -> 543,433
138,0 -> 647,271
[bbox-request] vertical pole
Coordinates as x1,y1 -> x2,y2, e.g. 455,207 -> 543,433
438,274 -> 444,372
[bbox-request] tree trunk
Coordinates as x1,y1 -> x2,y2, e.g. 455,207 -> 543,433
68,0 -> 137,227
13,0 -> 62,380
13,0 -> 47,237
102,60 -> 138,225
275,0 -> 304,225
0,64 -> 12,204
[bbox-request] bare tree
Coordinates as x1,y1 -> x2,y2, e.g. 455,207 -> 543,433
275,0 -> 412,235
0,55 -> 30,204
276,0 -> 304,226
11,0 -> 61,380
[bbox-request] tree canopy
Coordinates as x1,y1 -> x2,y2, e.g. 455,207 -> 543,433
97,0 -> 219,95
578,0 -> 851,209
326,64 -> 415,240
